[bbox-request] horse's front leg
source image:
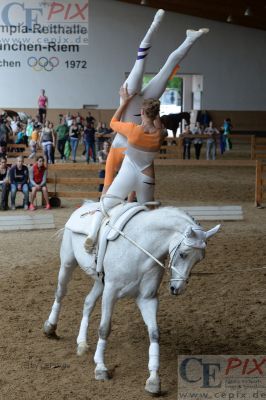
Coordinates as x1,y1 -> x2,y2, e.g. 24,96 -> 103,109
76,280 -> 104,356
94,283 -> 117,380
136,296 -> 161,395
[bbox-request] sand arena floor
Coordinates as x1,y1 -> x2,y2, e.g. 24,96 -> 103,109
0,162 -> 266,400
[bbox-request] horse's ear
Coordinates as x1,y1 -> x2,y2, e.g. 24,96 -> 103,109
206,224 -> 221,239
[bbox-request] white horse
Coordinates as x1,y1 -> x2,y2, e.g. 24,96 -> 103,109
44,206 -> 220,394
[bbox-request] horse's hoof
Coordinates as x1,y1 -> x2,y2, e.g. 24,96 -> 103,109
95,367 -> 109,381
145,378 -> 161,395
43,320 -> 57,337
77,342 -> 89,357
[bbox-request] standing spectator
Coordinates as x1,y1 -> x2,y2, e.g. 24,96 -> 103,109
28,126 -> 41,159
69,121 -> 80,163
65,112 -> 73,128
11,116 -> 20,136
96,122 -> 112,152
98,141 -> 110,192
55,118 -> 69,161
180,125 -> 192,160
38,89 -> 48,123
0,119 -> 11,145
9,156 -> 29,210
222,118 -> 233,152
191,121 -> 203,160
83,122 -> 96,163
26,118 -> 33,141
205,121 -> 219,160
16,126 -> 28,147
40,121 -> 55,164
29,156 -> 51,210
86,112 -> 96,125
0,157 -> 10,210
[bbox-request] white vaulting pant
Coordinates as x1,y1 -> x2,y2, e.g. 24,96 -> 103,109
103,155 -> 155,210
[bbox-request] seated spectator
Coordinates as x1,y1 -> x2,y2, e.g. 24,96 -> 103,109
98,141 -> 110,192
9,155 -> 29,210
29,156 -> 51,211
40,121 -> 55,164
0,156 -> 10,210
83,122 -> 96,163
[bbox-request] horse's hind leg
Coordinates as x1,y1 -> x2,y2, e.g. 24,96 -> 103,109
136,296 -> 161,395
44,230 -> 77,337
94,284 -> 117,380
76,280 -> 104,356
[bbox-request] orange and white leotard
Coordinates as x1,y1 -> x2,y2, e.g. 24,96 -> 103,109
110,117 -> 161,172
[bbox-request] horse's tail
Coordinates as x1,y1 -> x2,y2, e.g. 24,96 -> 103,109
51,228 -> 65,241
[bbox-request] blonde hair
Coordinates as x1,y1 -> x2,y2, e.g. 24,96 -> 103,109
142,98 -> 160,120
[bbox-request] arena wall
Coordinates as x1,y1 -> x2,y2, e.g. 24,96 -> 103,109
0,0 -> 265,112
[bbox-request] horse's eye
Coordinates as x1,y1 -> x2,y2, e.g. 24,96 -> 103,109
180,253 -> 187,259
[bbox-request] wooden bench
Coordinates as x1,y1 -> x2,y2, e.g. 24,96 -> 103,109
47,175 -> 104,199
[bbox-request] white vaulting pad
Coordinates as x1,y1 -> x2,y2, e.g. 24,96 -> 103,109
179,206 -> 243,221
0,214 -> 55,231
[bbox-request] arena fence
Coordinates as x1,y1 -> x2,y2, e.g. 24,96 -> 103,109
255,160 -> 266,207
47,163 -> 104,200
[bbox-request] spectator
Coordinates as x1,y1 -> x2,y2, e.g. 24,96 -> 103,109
205,121 -> 219,160
11,116 -> 20,136
29,156 -> 51,211
65,112 -> 73,128
0,140 -> 7,158
0,157 -> 10,210
28,126 -> 41,160
38,89 -> 48,123
40,121 -> 55,164
69,120 -> 80,163
26,118 -> 33,141
9,155 -> 29,210
98,141 -> 110,192
0,119 -> 11,145
191,121 -> 203,160
83,122 -> 96,163
86,112 -> 96,126
16,126 -> 28,147
222,118 -> 233,152
55,118 -> 69,161
96,122 -> 112,152
180,125 -> 192,159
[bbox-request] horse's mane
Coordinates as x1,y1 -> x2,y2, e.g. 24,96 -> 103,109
150,206 -> 201,227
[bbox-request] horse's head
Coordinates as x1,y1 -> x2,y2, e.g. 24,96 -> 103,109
169,224 -> 220,295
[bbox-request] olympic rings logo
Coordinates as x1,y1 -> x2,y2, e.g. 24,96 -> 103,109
27,56 -> 60,72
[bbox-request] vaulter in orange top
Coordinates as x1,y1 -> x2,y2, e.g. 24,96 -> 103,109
84,86 -> 165,250
103,8 -> 209,193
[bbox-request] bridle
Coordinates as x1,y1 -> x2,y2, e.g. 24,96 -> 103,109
169,231 -> 205,283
